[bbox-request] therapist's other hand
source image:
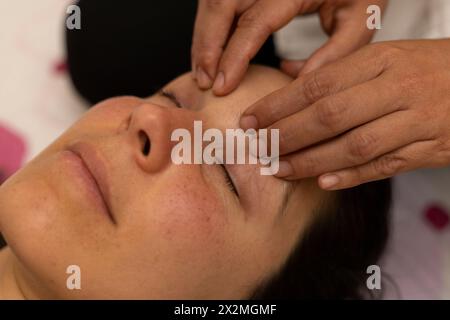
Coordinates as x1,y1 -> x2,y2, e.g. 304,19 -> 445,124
240,39 -> 450,190
191,0 -> 387,95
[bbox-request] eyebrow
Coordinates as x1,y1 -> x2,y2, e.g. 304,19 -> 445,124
158,90 -> 183,108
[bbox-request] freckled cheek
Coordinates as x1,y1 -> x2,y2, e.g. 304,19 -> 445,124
156,186 -> 229,247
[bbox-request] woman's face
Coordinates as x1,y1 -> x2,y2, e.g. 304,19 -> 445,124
0,66 -> 325,299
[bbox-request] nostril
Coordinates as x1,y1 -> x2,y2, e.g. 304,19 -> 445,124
139,130 -> 151,156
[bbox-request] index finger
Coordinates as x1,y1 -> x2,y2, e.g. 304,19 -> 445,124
191,0 -> 239,89
239,43 -> 389,130
212,0 -> 313,96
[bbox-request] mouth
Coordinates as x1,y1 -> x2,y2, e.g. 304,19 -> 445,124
66,141 -> 116,224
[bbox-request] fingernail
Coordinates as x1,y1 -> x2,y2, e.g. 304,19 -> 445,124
197,67 -> 212,88
275,161 -> 293,178
320,174 -> 340,189
213,71 -> 225,92
240,115 -> 258,130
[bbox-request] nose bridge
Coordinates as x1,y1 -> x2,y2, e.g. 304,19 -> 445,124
133,103 -> 171,140
129,102 -> 199,173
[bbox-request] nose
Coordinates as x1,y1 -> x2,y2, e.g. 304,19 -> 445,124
128,103 -> 196,173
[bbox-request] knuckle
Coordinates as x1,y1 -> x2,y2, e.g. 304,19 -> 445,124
365,43 -> 385,60
377,43 -> 404,64
373,155 -> 407,177
278,126 -> 297,152
398,72 -> 424,97
204,0 -> 226,11
439,138 -> 450,152
352,166 -> 365,183
434,139 -> 450,166
264,109 -> 282,129
359,43 -> 391,73
347,131 -> 378,162
238,9 -> 271,35
303,71 -> 331,103
198,49 -> 219,70
194,39 -> 217,52
315,99 -> 345,132
238,9 -> 259,27
296,154 -> 320,176
192,38 -> 222,67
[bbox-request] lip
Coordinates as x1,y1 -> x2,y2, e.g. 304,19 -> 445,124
66,141 -> 116,224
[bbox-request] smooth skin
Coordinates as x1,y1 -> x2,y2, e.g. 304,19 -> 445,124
0,66 -> 325,299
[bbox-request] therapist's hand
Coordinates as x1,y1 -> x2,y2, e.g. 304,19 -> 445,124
191,0 -> 387,95
240,39 -> 450,190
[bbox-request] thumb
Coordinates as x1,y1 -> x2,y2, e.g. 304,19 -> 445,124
280,59 -> 306,78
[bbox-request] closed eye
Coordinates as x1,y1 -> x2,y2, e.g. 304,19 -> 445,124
159,90 -> 183,108
220,164 -> 239,197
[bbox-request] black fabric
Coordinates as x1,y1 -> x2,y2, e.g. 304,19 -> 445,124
66,0 -> 280,105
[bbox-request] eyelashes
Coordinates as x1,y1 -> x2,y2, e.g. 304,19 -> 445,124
160,90 -> 183,108
220,164 -> 239,197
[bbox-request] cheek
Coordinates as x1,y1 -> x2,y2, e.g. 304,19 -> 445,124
0,158 -> 57,238
112,177 -> 240,297
50,97 -> 139,143
122,174 -> 231,265
155,180 -> 228,246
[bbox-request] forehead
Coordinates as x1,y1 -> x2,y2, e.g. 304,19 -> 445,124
165,65 -> 292,115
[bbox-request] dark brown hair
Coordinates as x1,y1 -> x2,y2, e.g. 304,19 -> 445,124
252,179 -> 391,299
